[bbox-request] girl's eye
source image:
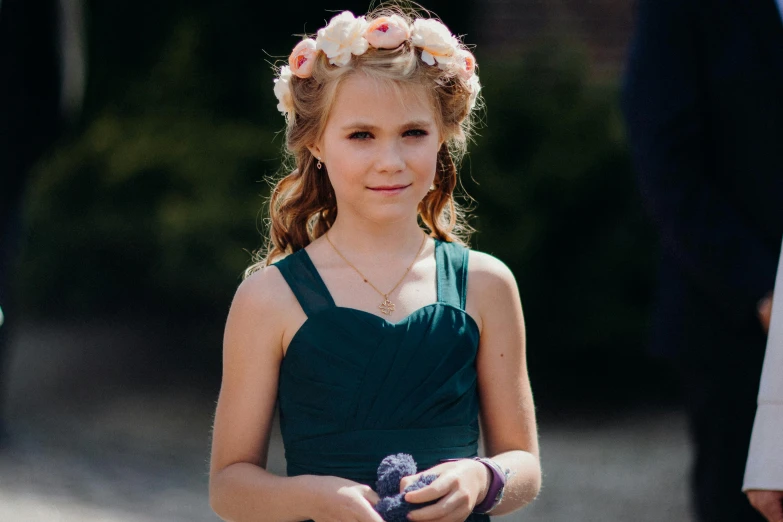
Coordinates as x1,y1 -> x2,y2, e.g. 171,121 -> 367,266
403,129 -> 428,137
349,131 -> 372,140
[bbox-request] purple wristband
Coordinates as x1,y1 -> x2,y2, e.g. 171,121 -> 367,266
440,457 -> 507,514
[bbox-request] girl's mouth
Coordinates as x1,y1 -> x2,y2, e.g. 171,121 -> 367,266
367,183 -> 412,195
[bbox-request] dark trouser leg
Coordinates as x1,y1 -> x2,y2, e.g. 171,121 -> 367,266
0,198 -> 24,432
676,339 -> 766,522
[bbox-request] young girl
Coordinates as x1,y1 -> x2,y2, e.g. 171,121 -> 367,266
209,6 -> 541,522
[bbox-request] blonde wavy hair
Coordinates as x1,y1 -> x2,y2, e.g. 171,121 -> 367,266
246,5 -> 481,276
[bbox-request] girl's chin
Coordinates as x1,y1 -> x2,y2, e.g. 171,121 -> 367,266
359,203 -> 422,224
336,190 -> 430,222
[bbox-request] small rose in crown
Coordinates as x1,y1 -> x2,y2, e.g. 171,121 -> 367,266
316,11 -> 370,67
365,15 -> 411,49
410,18 -> 459,70
273,65 -> 294,115
454,49 -> 476,80
467,75 -> 481,109
289,38 -> 318,78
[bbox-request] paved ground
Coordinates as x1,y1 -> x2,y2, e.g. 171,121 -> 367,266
0,318 -> 694,522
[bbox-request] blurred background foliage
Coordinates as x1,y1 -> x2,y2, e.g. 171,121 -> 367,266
17,1 -> 664,402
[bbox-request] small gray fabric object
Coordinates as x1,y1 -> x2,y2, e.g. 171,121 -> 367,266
374,453 -> 439,522
376,453 -> 417,497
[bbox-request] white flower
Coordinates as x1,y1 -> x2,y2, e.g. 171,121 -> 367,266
410,19 -> 459,69
273,66 -> 293,115
466,74 -> 481,109
316,11 -> 369,67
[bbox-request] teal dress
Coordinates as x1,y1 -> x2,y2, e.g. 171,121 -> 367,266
273,239 -> 490,522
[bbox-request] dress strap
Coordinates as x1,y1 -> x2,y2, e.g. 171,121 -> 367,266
272,248 -> 336,317
435,239 -> 469,310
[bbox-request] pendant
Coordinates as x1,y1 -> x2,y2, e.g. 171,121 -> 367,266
379,298 -> 395,315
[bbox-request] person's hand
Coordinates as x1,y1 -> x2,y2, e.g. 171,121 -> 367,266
758,293 -> 773,334
747,490 -> 783,522
308,475 -> 384,522
399,459 -> 488,522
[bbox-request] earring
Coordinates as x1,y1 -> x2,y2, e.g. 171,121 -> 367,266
316,158 -> 322,169
429,184 -> 436,191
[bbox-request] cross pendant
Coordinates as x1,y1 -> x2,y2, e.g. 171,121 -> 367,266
379,298 -> 395,315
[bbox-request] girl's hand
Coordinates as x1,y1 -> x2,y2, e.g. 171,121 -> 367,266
399,459 -> 489,522
309,475 -> 385,522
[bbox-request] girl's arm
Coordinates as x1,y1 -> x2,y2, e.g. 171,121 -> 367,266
471,251 -> 541,515
208,268 -> 383,522
209,268 -> 305,520
401,252 -> 541,521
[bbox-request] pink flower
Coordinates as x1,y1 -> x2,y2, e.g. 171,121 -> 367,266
288,38 -> 318,78
365,15 -> 410,49
454,49 -> 476,80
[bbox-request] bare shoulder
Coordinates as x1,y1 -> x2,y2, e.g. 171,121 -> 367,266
225,264 -> 296,356
466,249 -> 523,332
231,266 -> 288,319
467,249 -> 520,298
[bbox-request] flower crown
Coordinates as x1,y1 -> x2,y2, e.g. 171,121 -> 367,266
273,11 -> 480,116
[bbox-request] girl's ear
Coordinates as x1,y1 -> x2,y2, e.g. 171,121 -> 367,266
307,144 -> 323,161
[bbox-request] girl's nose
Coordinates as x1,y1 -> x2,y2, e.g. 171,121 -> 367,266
376,141 -> 405,173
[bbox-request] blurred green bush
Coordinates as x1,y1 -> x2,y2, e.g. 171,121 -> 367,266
18,22 -> 660,397
20,19 -> 280,322
464,42 -> 658,395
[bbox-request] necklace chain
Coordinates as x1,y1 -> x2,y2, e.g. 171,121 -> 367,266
325,231 -> 428,315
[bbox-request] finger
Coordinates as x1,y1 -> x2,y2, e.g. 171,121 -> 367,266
357,496 -> 385,522
399,472 -> 422,492
407,490 -> 464,522
361,505 -> 386,522
403,462 -> 450,491
361,487 -> 381,505
404,475 -> 452,504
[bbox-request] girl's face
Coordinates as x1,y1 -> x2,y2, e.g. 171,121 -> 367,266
310,73 -> 441,226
